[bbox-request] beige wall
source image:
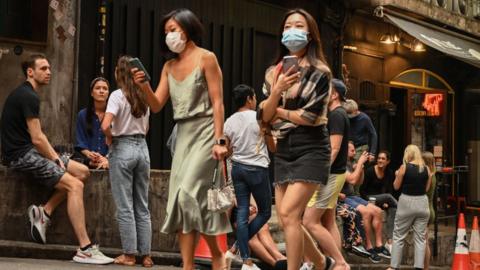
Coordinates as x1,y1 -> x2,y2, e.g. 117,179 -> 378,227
0,0 -> 78,146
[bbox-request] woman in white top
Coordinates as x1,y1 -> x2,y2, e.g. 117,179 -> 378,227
102,56 -> 153,267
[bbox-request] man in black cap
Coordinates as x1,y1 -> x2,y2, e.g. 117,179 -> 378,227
302,78 -> 352,270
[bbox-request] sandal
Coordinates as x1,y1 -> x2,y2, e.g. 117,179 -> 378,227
142,255 -> 154,268
114,254 -> 136,266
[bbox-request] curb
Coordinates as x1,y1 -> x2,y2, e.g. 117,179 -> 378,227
0,240 -> 181,267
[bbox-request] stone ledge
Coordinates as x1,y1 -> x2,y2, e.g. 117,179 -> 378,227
0,167 -> 178,252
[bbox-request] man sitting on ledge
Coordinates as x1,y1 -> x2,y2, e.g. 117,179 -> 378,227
0,54 -> 114,265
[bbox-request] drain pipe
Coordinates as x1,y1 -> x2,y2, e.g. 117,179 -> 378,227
70,0 -> 81,143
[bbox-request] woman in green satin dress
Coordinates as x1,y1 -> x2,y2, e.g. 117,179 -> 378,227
133,8 -> 230,270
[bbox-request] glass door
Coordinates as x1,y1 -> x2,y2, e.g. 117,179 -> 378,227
407,90 -> 448,159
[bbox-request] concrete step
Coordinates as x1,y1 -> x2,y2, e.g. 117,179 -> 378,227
267,208 -> 455,267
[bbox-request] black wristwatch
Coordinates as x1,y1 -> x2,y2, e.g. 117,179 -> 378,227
215,138 -> 226,146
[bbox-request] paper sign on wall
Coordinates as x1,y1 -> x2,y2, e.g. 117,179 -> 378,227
67,24 -> 76,37
50,0 -> 59,10
433,145 -> 443,157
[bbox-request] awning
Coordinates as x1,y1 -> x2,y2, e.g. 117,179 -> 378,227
385,13 -> 480,68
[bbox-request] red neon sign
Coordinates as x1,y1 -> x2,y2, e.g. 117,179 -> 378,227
422,94 -> 443,116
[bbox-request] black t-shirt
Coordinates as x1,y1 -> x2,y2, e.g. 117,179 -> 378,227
401,163 -> 429,196
1,82 -> 40,163
360,166 -> 395,199
327,106 -> 349,174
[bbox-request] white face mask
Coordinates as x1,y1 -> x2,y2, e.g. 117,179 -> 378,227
165,31 -> 186,53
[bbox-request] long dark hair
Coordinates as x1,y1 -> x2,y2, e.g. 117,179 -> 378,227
115,56 -> 148,118
378,150 -> 391,161
233,84 -> 255,112
274,9 -> 329,70
86,77 -> 109,136
160,8 -> 204,59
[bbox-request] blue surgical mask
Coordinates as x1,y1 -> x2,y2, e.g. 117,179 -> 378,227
281,28 -> 309,53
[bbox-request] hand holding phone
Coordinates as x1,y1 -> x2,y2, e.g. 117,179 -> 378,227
129,57 -> 151,82
282,55 -> 299,74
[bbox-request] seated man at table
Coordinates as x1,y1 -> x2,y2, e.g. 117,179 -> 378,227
343,142 -> 390,263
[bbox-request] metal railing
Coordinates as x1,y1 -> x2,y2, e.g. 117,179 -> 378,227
422,0 -> 480,19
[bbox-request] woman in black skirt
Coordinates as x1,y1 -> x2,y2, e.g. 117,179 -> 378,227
258,8 -> 333,270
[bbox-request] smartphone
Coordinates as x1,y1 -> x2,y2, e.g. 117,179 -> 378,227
282,55 -> 299,74
129,57 -> 151,82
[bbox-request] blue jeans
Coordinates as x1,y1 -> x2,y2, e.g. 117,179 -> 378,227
345,196 -> 368,209
232,162 -> 272,260
109,135 -> 151,255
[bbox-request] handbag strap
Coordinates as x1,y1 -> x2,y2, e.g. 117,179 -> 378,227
210,160 -> 220,189
211,159 -> 231,188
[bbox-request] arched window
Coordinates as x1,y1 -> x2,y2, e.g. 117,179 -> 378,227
389,69 -> 454,93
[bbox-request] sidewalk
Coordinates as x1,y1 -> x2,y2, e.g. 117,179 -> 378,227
0,240 -> 451,270
0,257 -> 181,269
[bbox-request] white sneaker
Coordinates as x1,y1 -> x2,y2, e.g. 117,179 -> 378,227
385,242 -> 392,253
300,262 -> 314,270
241,262 -> 261,270
226,249 -> 242,264
73,244 -> 114,264
27,205 -> 50,244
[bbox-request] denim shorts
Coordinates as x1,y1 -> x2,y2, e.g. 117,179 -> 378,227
275,125 -> 330,185
8,148 -> 69,188
345,196 -> 368,209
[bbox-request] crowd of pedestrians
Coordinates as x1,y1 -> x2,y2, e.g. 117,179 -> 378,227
0,7 -> 437,270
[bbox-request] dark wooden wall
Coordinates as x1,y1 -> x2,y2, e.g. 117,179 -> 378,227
78,0 -> 345,169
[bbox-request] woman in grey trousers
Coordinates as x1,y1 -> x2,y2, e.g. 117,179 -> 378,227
387,145 -> 432,270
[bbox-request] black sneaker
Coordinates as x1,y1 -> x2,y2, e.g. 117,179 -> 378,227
351,244 -> 371,258
375,245 -> 391,259
367,249 -> 382,263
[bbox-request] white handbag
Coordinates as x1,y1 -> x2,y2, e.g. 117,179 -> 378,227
207,160 -> 235,213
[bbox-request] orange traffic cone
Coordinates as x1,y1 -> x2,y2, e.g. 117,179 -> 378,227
194,234 -> 228,259
452,213 -> 471,270
470,216 -> 480,270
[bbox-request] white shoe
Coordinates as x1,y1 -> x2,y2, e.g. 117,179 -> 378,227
385,242 -> 392,253
73,244 -> 114,264
27,205 -> 50,244
241,262 -> 261,270
226,250 -> 242,264
300,262 -> 314,270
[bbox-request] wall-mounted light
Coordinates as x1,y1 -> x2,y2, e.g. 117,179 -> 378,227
380,33 -> 396,44
411,39 -> 426,52
392,34 -> 400,43
343,45 -> 358,51
398,38 -> 426,52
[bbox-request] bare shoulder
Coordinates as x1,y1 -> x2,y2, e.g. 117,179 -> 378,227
200,49 -> 218,67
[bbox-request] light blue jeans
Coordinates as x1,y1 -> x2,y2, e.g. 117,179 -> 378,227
109,135 -> 151,255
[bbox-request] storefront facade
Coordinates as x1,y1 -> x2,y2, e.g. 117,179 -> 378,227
342,0 -> 480,202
